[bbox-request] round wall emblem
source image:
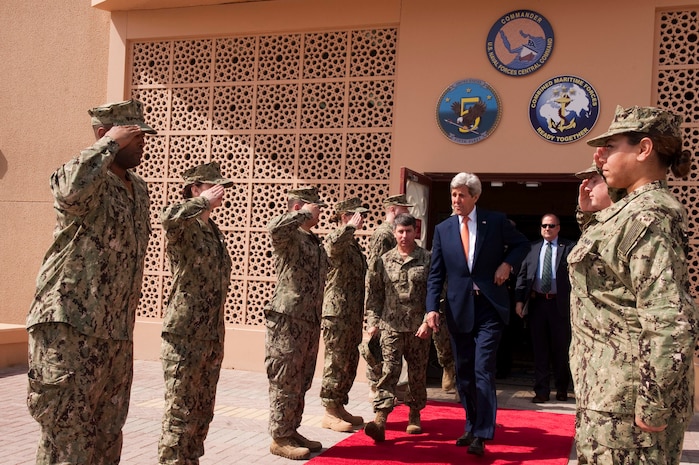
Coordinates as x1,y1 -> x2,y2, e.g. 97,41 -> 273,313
436,79 -> 502,145
529,75 -> 600,144
486,10 -> 554,76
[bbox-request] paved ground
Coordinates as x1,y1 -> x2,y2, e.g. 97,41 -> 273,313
1,360 -> 698,464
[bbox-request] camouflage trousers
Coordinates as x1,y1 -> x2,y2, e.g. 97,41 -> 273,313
373,329 -> 430,412
432,321 -> 454,371
319,315 -> 363,407
158,333 -> 224,465
360,335 -> 383,389
575,408 -> 689,465
27,322 -> 133,465
265,311 -> 320,439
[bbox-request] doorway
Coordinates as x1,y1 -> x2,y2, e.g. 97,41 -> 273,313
404,169 -> 581,387
416,171 -> 582,247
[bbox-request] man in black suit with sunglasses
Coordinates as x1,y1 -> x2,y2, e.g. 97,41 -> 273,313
515,213 -> 575,404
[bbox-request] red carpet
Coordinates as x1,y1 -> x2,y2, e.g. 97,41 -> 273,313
308,401 -> 575,465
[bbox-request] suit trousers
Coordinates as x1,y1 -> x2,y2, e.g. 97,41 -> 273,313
450,295 -> 504,440
529,295 -> 571,397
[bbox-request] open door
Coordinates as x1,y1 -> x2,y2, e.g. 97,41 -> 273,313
400,167 -> 433,248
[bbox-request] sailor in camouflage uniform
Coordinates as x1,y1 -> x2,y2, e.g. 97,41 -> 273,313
364,214 -> 432,441
26,100 -> 155,464
568,105 -> 698,465
265,186 -> 329,460
574,162 -> 614,230
361,194 -> 413,392
320,198 -> 369,432
158,162 -> 234,465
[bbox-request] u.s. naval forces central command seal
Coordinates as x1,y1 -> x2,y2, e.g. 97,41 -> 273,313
486,10 -> 554,77
529,75 -> 600,144
436,79 -> 502,145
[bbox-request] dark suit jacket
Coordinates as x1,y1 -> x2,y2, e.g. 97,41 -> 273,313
514,238 -> 575,317
426,209 -> 529,333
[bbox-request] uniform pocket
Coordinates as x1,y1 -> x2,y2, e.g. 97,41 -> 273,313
26,362 -> 75,427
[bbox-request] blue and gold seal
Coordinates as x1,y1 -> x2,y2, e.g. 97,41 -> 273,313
436,79 -> 502,145
486,10 -> 554,77
529,75 -> 600,144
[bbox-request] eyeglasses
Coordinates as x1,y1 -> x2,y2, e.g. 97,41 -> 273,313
541,224 -> 559,229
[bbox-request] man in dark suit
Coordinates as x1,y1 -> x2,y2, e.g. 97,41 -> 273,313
515,214 -> 575,404
425,172 -> 528,457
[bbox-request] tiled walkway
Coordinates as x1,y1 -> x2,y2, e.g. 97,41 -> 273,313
1,360 -> 697,464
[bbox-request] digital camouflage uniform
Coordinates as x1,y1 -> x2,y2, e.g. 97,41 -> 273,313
320,223 -> 368,408
432,304 -> 454,377
158,189 -> 232,464
265,209 -> 329,439
365,246 -> 431,412
568,181 -> 698,465
362,221 -> 397,387
26,128 -> 151,464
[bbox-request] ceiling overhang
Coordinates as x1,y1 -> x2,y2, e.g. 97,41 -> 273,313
92,0 -> 270,12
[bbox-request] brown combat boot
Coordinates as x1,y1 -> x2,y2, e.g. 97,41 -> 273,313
442,365 -> 456,393
406,408 -> 422,434
270,437 -> 310,460
364,409 -> 389,442
291,431 -> 322,452
338,404 -> 364,426
321,407 -> 354,432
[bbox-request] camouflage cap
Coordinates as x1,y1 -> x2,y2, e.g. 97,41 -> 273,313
288,186 -> 327,207
574,163 -> 602,180
181,161 -> 234,188
586,105 -> 682,147
333,197 -> 369,217
88,99 -> 157,134
383,194 -> 413,207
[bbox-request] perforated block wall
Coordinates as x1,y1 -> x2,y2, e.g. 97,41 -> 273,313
657,9 -> 699,298
129,28 -> 397,325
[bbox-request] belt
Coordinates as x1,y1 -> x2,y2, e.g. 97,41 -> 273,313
532,291 -> 556,300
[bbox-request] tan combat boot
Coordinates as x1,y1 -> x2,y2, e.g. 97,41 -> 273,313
442,365 -> 456,393
270,437 -> 310,460
291,431 -> 322,452
406,408 -> 422,434
338,404 -> 364,426
321,407 -> 354,432
364,409 -> 389,442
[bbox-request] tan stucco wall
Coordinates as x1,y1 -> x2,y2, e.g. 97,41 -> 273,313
0,1 -> 111,333
1,0 -> 697,373
393,0 -> 663,176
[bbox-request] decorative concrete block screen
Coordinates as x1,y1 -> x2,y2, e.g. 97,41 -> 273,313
658,9 -> 699,298
129,28 -> 397,325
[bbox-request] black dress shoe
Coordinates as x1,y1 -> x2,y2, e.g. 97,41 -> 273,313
467,437 -> 485,456
455,431 -> 475,447
556,391 -> 569,401
531,394 -> 550,403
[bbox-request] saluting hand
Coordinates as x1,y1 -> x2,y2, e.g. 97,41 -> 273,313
348,212 -> 364,230
578,179 -> 594,212
200,184 -> 225,209
106,125 -> 142,149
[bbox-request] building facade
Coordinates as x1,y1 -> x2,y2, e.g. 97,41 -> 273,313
1,0 -> 698,373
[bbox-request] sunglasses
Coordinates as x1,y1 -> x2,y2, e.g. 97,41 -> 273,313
541,224 -> 559,229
